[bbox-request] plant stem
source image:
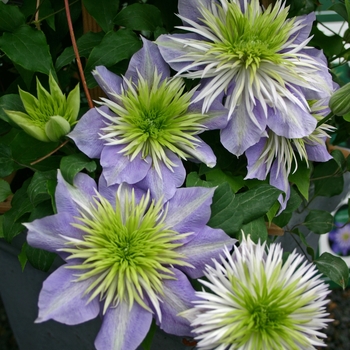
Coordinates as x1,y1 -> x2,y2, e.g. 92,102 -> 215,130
30,140 -> 69,165
64,0 -> 94,109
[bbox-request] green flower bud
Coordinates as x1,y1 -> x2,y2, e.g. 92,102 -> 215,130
45,116 -> 71,142
4,72 -> 80,142
329,83 -> 350,116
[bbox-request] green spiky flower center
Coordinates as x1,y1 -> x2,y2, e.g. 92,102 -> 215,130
225,261 -> 313,349
200,0 -> 294,71
60,189 -> 191,315
99,71 -> 207,175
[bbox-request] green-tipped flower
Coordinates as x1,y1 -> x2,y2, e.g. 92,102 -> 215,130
5,72 -> 80,142
183,235 -> 332,350
329,82 -> 350,117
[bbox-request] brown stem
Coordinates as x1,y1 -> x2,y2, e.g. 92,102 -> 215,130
30,140 -> 69,165
34,0 -> 41,30
64,0 -> 94,109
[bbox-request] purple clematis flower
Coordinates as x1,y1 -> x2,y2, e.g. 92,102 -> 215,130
156,0 -> 333,156
245,99 -> 334,211
329,222 -> 350,256
24,171 -> 235,350
69,38 -> 228,202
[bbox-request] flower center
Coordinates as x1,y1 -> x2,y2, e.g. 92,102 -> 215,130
60,188 -> 191,315
250,302 -> 285,331
201,0 -> 293,71
98,71 -> 206,175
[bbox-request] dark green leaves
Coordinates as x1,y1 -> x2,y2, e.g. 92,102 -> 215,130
315,253 -> 349,289
60,153 -> 97,184
85,29 -> 142,87
304,210 -> 334,234
0,1 -> 25,32
82,0 -> 120,33
208,183 -> 281,236
0,178 -> 12,202
0,25 -> 55,76
114,4 -> 163,32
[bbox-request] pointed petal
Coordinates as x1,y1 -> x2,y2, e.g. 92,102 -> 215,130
305,139 -> 332,162
100,145 -> 151,186
245,138 -> 269,180
98,175 -> 146,208
220,103 -> 267,156
155,268 -> 196,336
137,151 -> 185,202
55,171 -> 97,216
69,107 -> 109,159
289,13 -> 315,45
92,66 -> 123,102
188,90 -> 228,130
270,160 -> 290,212
36,266 -> 100,325
175,225 -> 236,278
125,37 -> 170,84
181,136 -> 216,167
95,301 -> 152,350
156,33 -> 203,72
267,102 -> 317,139
178,0 -> 212,24
164,186 -> 215,235
25,212 -> 82,254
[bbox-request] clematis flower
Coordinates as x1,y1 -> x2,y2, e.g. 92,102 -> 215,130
69,38 -> 228,201
157,0 -> 332,155
5,72 -> 80,142
245,100 -> 334,211
329,222 -> 350,256
182,235 -> 332,350
24,171 -> 235,350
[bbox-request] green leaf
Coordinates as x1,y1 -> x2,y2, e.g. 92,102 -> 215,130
9,131 -> 59,169
292,228 -> 315,260
0,216 -> 4,239
288,161 -> 310,200
209,183 -> 281,235
26,244 -> 56,272
346,0 -> 350,25
82,0 -> 120,33
114,4 -> 163,32
0,94 -> 25,124
205,168 -> 245,193
312,159 -> 344,197
208,183 -> 242,235
329,3 -> 348,21
0,144 -> 16,177
0,1 -> 25,32
235,184 -> 281,224
60,153 -> 97,185
55,31 -> 104,70
185,172 -> 212,188
241,217 -> 268,243
27,170 -> 57,205
18,242 -> 28,271
0,25 -> 55,75
85,29 -> 142,87
331,149 -> 346,170
2,179 -> 33,242
0,178 -> 12,202
315,253 -> 349,289
303,210 -> 334,234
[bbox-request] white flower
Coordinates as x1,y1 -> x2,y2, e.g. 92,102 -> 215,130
183,235 -> 332,350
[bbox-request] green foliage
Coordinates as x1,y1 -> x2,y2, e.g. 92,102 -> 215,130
315,253 -> 349,289
303,210 -> 334,234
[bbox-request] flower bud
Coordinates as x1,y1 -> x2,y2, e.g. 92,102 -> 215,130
45,116 -> 71,142
5,72 -> 80,142
329,83 -> 350,116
